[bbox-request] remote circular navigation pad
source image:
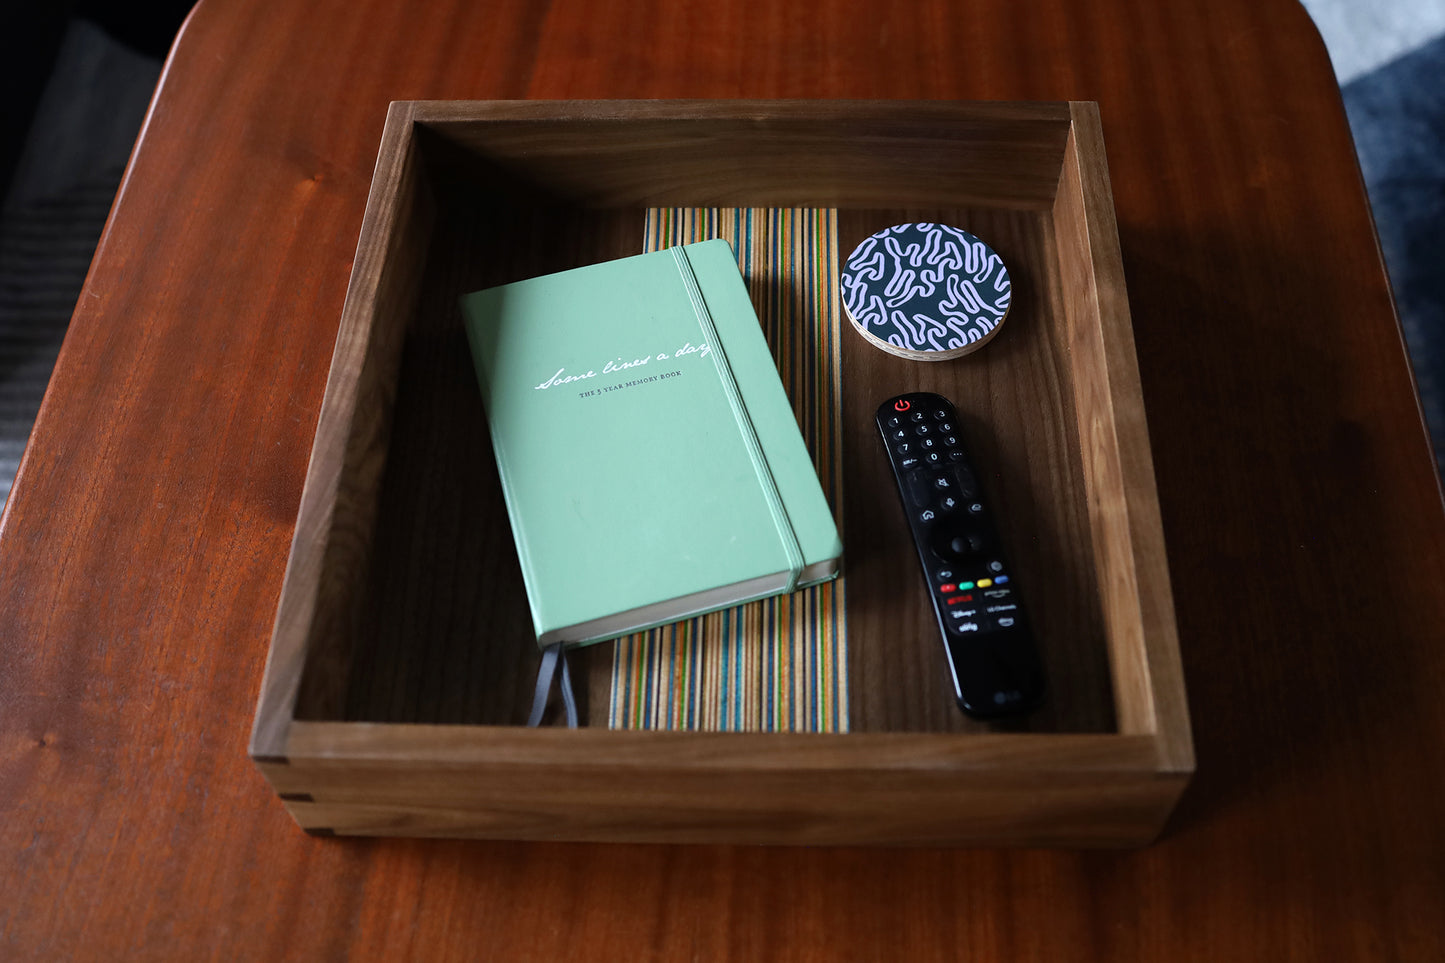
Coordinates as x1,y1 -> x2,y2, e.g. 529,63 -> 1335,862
840,223 -> 1012,361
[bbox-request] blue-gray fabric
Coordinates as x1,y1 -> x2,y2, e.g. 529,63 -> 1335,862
1343,35 -> 1445,477
0,21 -> 157,509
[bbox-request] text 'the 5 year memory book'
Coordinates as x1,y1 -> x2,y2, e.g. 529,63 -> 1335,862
460,238 -> 842,658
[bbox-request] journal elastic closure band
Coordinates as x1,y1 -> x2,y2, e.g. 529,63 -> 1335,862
671,245 -> 805,587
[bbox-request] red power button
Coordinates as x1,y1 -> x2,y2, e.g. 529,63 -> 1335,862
894,399 -> 911,411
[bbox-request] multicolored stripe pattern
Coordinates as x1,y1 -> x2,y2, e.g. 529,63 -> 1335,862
607,208 -> 848,732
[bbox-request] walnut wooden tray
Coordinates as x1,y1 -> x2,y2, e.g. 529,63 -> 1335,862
249,100 -> 1193,846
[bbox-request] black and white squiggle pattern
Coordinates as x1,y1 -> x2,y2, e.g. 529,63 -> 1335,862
840,223 -> 1011,353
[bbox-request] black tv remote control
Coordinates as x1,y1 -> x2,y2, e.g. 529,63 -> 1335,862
875,392 -> 1044,717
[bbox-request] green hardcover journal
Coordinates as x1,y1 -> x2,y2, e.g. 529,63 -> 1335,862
460,239 -> 842,648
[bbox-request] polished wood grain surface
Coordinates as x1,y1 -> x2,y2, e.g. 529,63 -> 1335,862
2,0 -> 1442,957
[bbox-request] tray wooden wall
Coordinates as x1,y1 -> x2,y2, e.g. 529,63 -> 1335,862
249,100 -> 1193,846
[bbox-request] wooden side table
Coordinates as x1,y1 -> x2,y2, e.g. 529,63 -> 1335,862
2,0 -> 1442,958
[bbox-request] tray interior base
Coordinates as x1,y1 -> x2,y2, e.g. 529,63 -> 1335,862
291,187 -> 1117,736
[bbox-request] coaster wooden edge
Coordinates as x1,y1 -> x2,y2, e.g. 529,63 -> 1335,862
842,301 -> 1012,362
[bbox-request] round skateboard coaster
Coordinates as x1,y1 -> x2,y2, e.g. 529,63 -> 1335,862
840,223 -> 1012,361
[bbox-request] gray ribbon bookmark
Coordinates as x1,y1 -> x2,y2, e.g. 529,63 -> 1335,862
527,642 -> 579,727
